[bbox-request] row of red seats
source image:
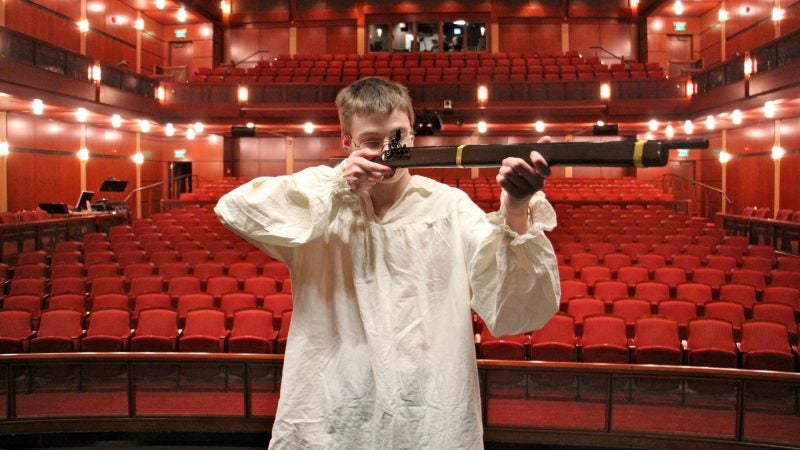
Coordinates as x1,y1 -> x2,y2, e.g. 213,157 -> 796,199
271,50 -> 590,63
560,284 -> 797,336
0,307 -> 291,354
253,58 -> 609,71
477,314 -> 797,372
190,66 -> 663,84
739,205 -> 800,222
0,209 -> 50,224
3,284 -> 292,327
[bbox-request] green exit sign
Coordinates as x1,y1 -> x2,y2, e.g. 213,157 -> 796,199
174,29 -> 187,39
673,22 -> 686,31
173,149 -> 186,158
677,149 -> 690,157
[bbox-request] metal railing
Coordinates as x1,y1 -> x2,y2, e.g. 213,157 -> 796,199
662,173 -> 731,220
589,46 -> 626,63
123,174 -> 199,217
235,50 -> 275,68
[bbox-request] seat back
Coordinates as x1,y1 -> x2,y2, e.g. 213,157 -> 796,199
230,308 -> 276,339
135,308 -> 179,338
183,309 -> 226,338
0,310 -> 33,338
687,318 -> 736,354
86,308 -> 131,337
220,293 -> 258,317
36,309 -> 83,339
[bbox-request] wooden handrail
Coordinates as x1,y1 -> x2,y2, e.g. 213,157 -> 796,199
1,353 -> 798,448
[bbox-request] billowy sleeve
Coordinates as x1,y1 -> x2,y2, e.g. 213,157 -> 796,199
214,163 -> 353,261
467,191 -> 561,337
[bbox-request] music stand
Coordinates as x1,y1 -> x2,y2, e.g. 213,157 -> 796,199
75,190 -> 94,211
99,179 -> 128,192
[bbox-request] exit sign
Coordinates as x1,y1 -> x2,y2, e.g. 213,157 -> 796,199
174,29 -> 187,39
173,149 -> 186,158
673,22 -> 687,31
677,149 -> 690,157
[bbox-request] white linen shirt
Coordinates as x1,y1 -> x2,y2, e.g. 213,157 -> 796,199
214,163 -> 560,449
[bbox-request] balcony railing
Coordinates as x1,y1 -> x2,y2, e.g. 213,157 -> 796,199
0,353 -> 798,448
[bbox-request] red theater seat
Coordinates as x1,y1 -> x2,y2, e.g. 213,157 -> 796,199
228,308 -> 277,353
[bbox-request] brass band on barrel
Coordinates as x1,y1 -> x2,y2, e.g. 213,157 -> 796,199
456,144 -> 466,168
633,140 -> 645,167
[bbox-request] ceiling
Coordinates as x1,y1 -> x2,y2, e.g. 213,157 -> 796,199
8,0 -> 797,143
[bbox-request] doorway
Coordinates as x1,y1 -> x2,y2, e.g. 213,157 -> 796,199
667,35 -> 693,77
169,41 -> 194,77
169,161 -> 193,199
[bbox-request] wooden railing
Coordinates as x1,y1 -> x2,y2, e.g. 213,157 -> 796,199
718,213 -> 800,254
0,353 -> 798,448
0,213 -> 130,263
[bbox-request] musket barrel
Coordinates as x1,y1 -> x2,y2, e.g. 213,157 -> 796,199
378,139 -> 709,168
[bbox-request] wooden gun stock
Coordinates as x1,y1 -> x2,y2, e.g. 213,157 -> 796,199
377,139 -> 709,168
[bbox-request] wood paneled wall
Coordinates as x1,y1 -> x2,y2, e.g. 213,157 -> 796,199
697,0 -> 800,69
4,0 -> 81,53
4,0 -> 169,76
3,112 -> 223,215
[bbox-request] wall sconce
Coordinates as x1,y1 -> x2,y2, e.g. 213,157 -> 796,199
477,121 -> 487,133
139,120 -> 151,133
705,115 -> 716,130
111,114 -> 122,128
718,9 -> 729,22
89,63 -> 102,83
76,108 -> 89,123
477,85 -> 489,103
186,128 -> 196,140
683,119 -> 693,134
764,101 -> 776,118
0,141 -> 9,157
132,152 -> 145,165
237,85 -> 249,103
771,146 -> 785,160
673,0 -> 684,15
629,0 -> 639,7
193,122 -> 204,134
304,122 -> 315,134
156,85 -> 166,102
685,80 -> 696,97
165,123 -> 174,137
665,124 -> 675,138
600,83 -> 611,100
220,0 -> 231,14
743,53 -> 753,78
732,109 -> 743,125
719,150 -> 731,164
77,19 -> 90,32
177,7 -> 187,23
534,120 -> 545,133
77,148 -> 90,161
32,99 -> 44,115
648,119 -> 659,131
134,18 -> 144,31
772,7 -> 785,21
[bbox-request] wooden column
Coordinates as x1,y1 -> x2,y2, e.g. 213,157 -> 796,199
0,112 -> 7,212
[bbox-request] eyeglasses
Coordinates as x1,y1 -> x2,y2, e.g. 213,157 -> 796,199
349,131 -> 413,152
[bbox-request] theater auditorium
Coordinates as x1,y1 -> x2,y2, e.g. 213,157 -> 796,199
0,0 -> 799,448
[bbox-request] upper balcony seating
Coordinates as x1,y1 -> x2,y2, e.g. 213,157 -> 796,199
190,53 -> 665,85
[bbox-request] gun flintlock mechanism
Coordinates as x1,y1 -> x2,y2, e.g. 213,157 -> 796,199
378,129 -> 709,168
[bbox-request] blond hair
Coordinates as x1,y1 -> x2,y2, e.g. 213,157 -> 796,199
335,77 -> 415,136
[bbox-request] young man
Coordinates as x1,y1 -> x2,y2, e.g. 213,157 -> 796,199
215,77 -> 560,449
